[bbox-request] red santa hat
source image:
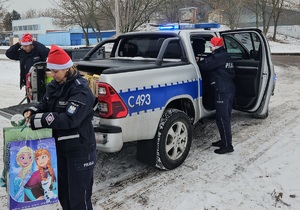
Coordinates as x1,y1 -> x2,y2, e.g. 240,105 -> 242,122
20,33 -> 33,46
210,37 -> 224,50
47,44 -> 73,70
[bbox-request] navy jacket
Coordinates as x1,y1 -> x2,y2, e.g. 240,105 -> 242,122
25,71 -> 96,155
198,47 -> 235,93
5,41 -> 50,89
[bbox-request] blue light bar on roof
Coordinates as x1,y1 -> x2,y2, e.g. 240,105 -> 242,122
194,23 -> 220,29
159,23 -> 220,30
159,24 -> 180,30
179,24 -> 195,29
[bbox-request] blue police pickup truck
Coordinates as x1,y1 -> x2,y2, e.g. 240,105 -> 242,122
15,23 -> 275,170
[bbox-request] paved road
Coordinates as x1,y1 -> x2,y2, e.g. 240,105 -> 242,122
272,55 -> 300,67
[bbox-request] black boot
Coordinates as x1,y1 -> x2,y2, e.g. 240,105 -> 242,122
211,140 -> 223,147
214,146 -> 234,154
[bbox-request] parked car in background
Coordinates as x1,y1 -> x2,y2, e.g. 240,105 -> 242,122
1,39 -> 9,46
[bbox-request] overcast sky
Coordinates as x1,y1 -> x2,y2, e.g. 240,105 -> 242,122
5,0 -> 54,13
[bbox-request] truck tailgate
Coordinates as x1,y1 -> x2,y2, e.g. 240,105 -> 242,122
0,103 -> 38,120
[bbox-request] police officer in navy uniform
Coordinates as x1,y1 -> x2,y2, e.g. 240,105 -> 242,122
23,44 -> 96,210
6,33 -> 50,102
198,37 -> 236,154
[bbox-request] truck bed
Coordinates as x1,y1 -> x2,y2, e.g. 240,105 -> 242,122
76,58 -> 186,75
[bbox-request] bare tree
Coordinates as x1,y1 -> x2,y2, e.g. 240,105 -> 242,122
203,0 -> 244,29
158,0 -> 199,23
40,8 -> 60,18
244,0 -> 267,33
95,0 -> 116,30
271,0 -> 284,40
0,0 -> 8,16
3,12 -> 11,31
84,0 -> 105,42
51,0 -> 100,46
22,9 -> 38,19
245,0 -> 289,37
261,0 -> 271,34
224,0 -> 244,29
98,0 -> 165,33
159,0 -> 182,23
0,0 -> 9,32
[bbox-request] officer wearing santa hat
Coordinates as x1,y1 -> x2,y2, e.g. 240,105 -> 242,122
197,36 -> 236,154
5,33 -> 50,102
23,44 -> 97,210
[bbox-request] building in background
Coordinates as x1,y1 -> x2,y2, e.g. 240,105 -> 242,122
208,10 -> 223,24
38,29 -> 116,46
11,17 -> 116,46
179,7 -> 197,23
12,17 -> 63,41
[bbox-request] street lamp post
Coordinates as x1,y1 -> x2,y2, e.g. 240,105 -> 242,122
115,0 -> 120,36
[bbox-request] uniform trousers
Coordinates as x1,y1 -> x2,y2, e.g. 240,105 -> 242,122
57,147 -> 96,210
215,91 -> 234,147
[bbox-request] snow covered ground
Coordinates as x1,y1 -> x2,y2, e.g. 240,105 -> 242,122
268,34 -> 300,53
0,37 -> 300,210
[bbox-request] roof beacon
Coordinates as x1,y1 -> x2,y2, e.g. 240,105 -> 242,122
159,23 -> 220,30
194,23 -> 220,30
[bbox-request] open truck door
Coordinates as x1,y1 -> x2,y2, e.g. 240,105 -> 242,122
220,29 -> 276,118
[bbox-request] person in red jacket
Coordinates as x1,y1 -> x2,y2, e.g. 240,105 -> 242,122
5,33 -> 50,102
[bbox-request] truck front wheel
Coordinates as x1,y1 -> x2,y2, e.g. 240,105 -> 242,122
155,109 -> 192,170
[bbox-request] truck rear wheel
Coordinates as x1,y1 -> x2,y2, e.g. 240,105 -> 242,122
137,109 -> 192,170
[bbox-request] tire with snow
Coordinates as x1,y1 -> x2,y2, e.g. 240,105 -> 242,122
137,109 -> 192,170
156,109 -> 192,170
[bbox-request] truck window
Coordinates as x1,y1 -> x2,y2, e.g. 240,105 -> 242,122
117,35 -> 182,59
224,32 -> 261,61
191,36 -> 214,56
118,37 -> 162,58
164,41 -> 183,59
120,42 -> 138,57
224,36 -> 248,59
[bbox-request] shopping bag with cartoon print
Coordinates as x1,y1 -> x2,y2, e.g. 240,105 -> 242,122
1,114 -> 52,188
2,114 -> 58,209
8,137 -> 58,210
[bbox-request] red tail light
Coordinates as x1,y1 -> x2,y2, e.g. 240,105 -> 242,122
25,73 -> 33,101
98,83 -> 128,119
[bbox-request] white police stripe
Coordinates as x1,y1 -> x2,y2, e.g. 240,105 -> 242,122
29,107 -> 38,112
75,79 -> 82,85
119,79 -> 198,93
57,134 -> 80,141
35,113 -> 43,118
34,119 -> 42,128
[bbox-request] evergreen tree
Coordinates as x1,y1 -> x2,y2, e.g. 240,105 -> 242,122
11,10 -> 21,20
